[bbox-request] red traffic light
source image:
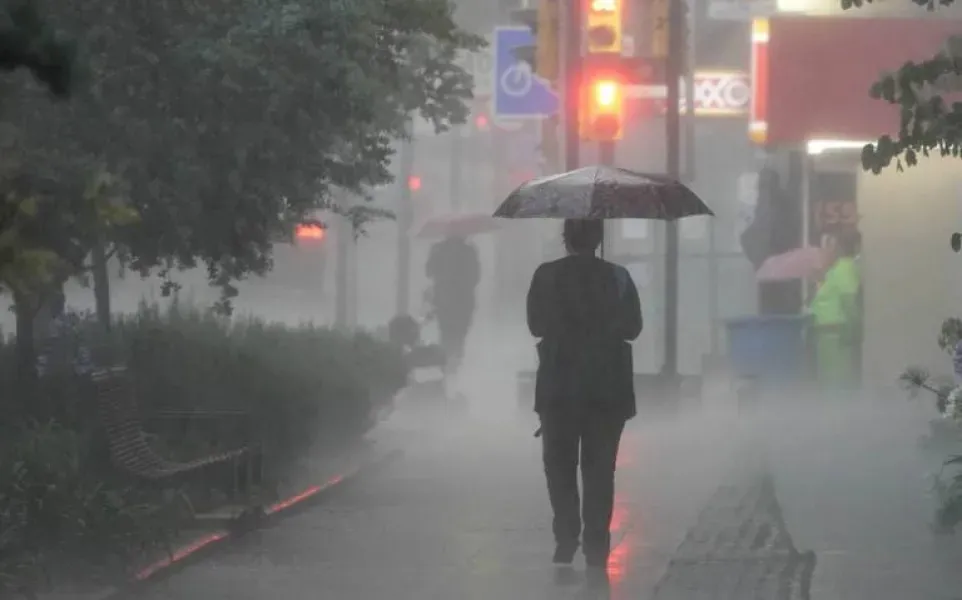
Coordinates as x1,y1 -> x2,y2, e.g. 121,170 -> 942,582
295,223 -> 326,241
580,75 -> 624,141
474,113 -> 490,131
408,175 -> 422,191
593,79 -> 619,108
591,0 -> 617,12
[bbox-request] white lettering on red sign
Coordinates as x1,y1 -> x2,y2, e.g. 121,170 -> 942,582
628,71 -> 751,116
682,72 -> 751,114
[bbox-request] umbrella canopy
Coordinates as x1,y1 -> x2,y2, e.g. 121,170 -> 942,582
493,165 -> 714,220
755,246 -> 831,282
416,213 -> 502,239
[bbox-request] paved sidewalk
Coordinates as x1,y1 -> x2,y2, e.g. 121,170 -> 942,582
741,394 -> 962,600
134,405 -> 754,600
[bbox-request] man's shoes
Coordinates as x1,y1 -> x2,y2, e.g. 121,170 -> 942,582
553,540 -> 580,565
585,565 -> 610,589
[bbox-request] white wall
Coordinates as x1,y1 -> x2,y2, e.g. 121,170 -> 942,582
858,155 -> 962,388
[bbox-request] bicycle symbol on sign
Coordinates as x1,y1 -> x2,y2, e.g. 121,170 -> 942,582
500,61 -> 533,98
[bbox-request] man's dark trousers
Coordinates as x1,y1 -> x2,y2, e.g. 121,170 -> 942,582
541,408 -> 625,565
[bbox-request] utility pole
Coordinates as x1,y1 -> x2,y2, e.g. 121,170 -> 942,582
335,209 -> 349,330
396,124 -> 414,317
562,0 -> 581,174
683,0 -> 714,356
662,0 -> 685,380
450,125 -> 463,211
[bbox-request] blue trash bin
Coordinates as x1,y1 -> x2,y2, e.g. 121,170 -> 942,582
724,314 -> 811,381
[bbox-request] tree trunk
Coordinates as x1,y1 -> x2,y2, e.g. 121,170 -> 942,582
13,291 -> 37,400
335,213 -> 349,330
91,240 -> 111,331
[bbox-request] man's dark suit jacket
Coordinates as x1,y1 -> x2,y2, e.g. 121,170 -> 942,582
526,254 -> 643,421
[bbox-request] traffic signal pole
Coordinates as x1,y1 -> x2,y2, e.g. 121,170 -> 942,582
562,0 -> 581,174
662,0 -> 685,380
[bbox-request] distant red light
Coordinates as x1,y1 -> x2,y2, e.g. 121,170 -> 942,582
408,175 -> 422,191
475,114 -> 490,131
295,223 -> 326,241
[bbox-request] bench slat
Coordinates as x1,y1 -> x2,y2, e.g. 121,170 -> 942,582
91,366 -> 254,480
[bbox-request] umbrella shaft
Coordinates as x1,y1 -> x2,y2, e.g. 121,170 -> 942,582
598,141 -> 615,259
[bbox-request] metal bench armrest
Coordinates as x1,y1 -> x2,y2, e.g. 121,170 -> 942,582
149,409 -> 252,419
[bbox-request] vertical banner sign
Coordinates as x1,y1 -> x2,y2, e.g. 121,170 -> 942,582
749,18 -> 769,144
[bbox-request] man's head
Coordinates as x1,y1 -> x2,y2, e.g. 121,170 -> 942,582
563,219 -> 603,255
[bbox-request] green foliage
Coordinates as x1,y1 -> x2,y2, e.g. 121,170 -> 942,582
0,302 -> 408,595
933,454 -> 962,532
0,0 -> 75,97
901,366 -> 954,414
105,302 -> 408,465
938,317 -> 962,353
847,0 -> 962,174
0,421 -> 186,596
2,301 -> 408,469
4,0 -> 484,310
900,317 -> 962,533
0,192 -> 59,295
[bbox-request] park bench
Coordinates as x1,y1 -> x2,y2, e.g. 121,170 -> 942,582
89,365 -> 264,520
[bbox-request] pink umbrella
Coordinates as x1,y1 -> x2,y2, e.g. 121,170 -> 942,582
416,213 -> 502,239
755,246 -> 831,282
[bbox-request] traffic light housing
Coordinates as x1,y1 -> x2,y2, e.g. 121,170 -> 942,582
509,0 -> 559,81
586,0 -> 623,55
580,73 -> 624,141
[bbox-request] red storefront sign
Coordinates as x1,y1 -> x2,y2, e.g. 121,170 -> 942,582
750,17 -> 961,146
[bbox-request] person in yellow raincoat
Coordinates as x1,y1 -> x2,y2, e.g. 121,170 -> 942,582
809,230 -> 862,388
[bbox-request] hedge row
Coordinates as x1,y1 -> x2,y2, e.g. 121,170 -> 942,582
0,302 -> 408,596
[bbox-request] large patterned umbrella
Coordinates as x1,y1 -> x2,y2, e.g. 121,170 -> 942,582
493,165 -> 713,220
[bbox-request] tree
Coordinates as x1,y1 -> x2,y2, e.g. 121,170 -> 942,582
0,0 -> 481,386
5,0 -> 484,313
850,0 -> 962,173
0,0 -> 75,280
0,0 -> 73,97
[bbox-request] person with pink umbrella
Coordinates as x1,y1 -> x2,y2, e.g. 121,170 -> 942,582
425,233 -> 481,373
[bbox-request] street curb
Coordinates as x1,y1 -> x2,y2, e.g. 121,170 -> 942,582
51,447 -> 403,600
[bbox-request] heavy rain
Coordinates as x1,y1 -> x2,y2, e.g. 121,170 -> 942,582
3,0 -> 962,599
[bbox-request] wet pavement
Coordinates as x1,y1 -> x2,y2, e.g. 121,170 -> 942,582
748,394 -> 962,600
134,406 -> 743,600
130,326 -> 962,600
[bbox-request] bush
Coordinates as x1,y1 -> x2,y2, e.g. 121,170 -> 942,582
902,319 -> 962,533
0,301 -> 408,595
4,301 -> 408,468
0,421 -> 186,597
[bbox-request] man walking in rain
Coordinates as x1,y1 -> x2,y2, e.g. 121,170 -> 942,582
425,234 -> 480,372
526,219 -> 642,569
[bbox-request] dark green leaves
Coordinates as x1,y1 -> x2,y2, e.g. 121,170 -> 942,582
0,1 -> 75,98
2,0 -> 482,311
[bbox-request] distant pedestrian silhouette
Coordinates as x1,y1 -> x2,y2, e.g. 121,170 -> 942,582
526,219 -> 642,569
425,234 -> 480,372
